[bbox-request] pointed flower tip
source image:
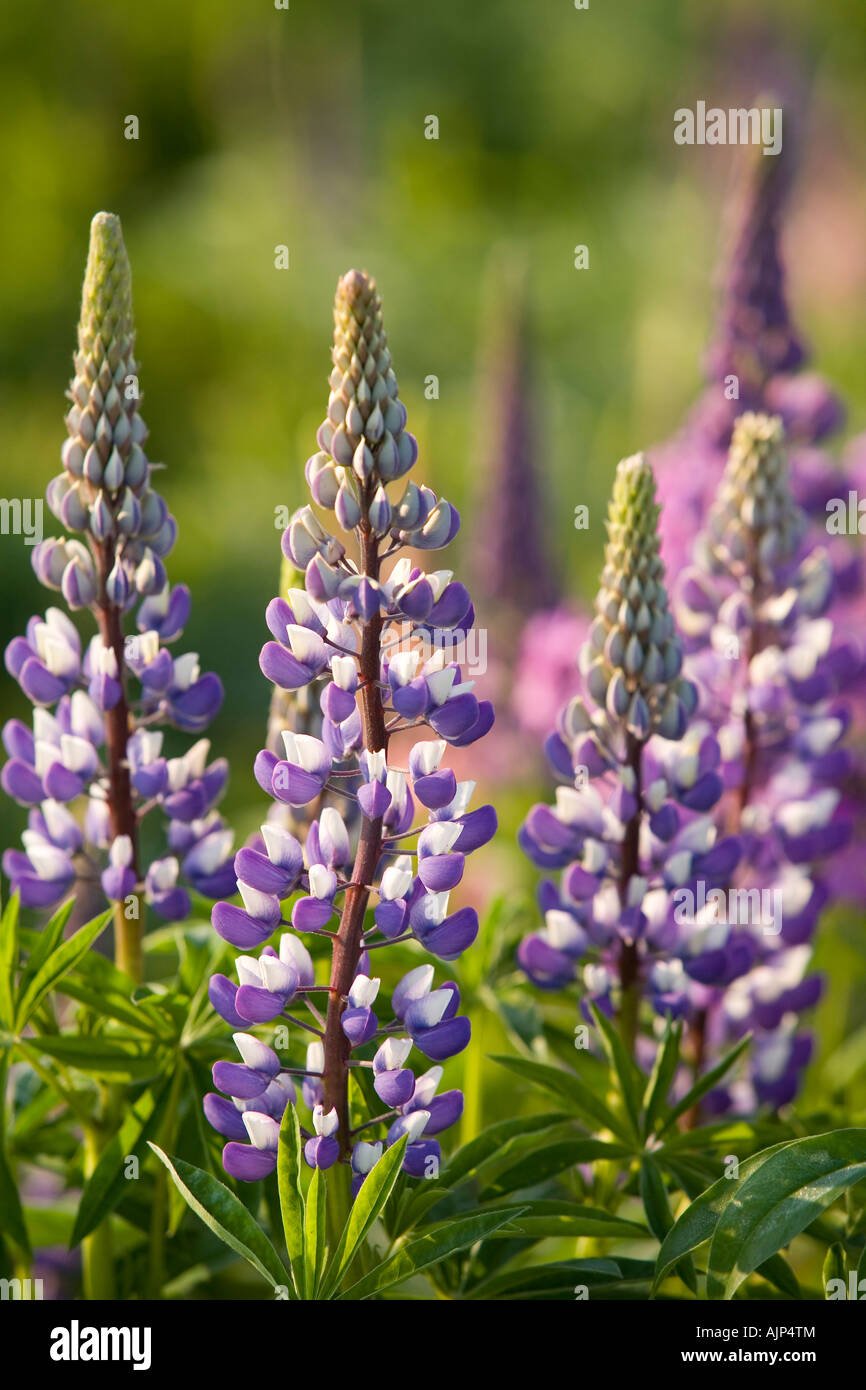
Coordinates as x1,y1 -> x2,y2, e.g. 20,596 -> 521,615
730,410 -> 785,453
90,209 -> 123,239
614,451 -> 655,495
337,267 -> 376,302
80,210 -> 134,351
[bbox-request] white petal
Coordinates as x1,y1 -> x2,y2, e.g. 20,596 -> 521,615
232,1032 -> 275,1069
378,1037 -> 413,1070
243,1112 -> 280,1150
238,881 -> 278,920
349,974 -> 380,1008
313,1104 -> 339,1137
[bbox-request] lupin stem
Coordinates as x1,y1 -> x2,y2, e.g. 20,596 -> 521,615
322,522 -> 388,1159
81,1123 -> 115,1299
617,733 -> 643,1056
93,542 -> 143,984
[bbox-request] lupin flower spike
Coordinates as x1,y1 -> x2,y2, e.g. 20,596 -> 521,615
2,213 -> 233,980
206,270 -> 496,1189
672,412 -> 855,1110
579,455 -> 695,747
469,255 -> 558,628
653,131 -> 845,577
519,454 -> 725,1054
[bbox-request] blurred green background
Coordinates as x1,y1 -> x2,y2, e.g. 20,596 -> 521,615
2,0 -> 866,1184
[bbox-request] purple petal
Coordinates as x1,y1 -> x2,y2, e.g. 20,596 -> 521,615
204,1093 -> 248,1141
222,1142 -> 277,1182
212,901 -> 275,949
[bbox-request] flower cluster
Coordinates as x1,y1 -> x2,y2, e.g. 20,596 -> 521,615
518,455 -> 737,1053
652,142 -> 846,578
650,138 -> 866,906
519,422 -> 858,1111
671,412 -> 856,1108
1,214 -> 232,970
205,269 -> 496,1185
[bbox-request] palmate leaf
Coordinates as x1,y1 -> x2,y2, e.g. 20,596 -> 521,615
641,1016 -> 682,1138
25,1033 -> 162,1082
705,1128 -> 866,1299
434,1111 -> 569,1190
490,1053 -> 633,1142
15,898 -> 75,1005
479,1136 -> 632,1201
394,1112 -> 569,1233
71,946 -> 182,1037
339,1206 -> 527,1299
318,1136 -> 408,1300
589,1003 -> 643,1137
15,908 -> 112,1030
149,1143 -> 292,1295
507,1198 -> 649,1241
656,1034 -> 752,1137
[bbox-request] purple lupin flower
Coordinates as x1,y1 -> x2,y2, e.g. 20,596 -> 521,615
652,135 -> 846,580
259,550 -> 360,850
206,270 -> 495,1187
518,453 -> 730,1054
511,130 -> 856,760
672,412 -> 856,1109
469,256 -> 559,627
1,213 -> 232,980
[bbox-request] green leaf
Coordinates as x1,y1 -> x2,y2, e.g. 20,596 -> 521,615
304,1166 -> 327,1298
640,1155 -> 673,1242
16,898 -> 74,1002
823,1243 -> 845,1298
707,1129 -> 866,1299
490,1054 -> 633,1143
319,1136 -> 407,1299
0,894 -> 21,1026
340,1206 -> 527,1299
641,1017 -> 682,1138
658,1119 -> 766,1154
394,1113 -> 568,1234
590,1003 -> 643,1137
640,1156 -> 697,1294
71,949 -> 179,1037
56,978 -> 166,1036
148,1143 -> 291,1294
658,1034 -> 752,1136
437,1112 -> 568,1189
758,1252 -> 800,1300
468,1257 -> 655,1301
26,1033 -> 162,1082
654,1139 -> 795,1290
277,1101 -> 305,1297
15,909 -> 111,1029
508,1199 -> 648,1241
0,1140 -> 30,1255
479,1137 -> 632,1201
70,1083 -> 170,1246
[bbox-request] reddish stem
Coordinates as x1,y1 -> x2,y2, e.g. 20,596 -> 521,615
322,522 -> 388,1157
93,542 -> 142,982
